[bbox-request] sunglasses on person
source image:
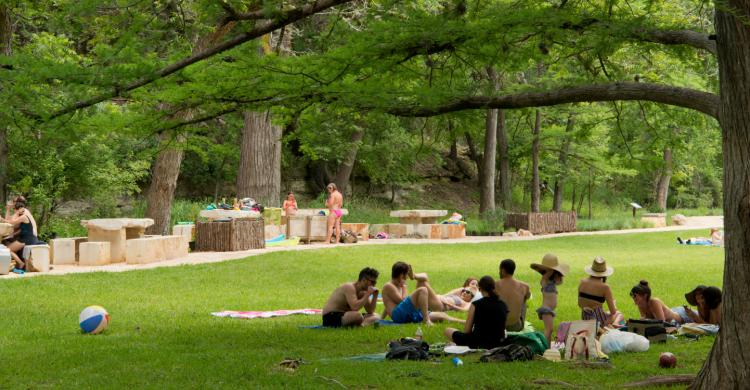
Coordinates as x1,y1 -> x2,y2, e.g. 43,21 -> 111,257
461,289 -> 475,298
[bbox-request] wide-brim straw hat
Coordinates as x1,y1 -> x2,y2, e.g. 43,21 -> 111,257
530,253 -> 570,276
685,285 -> 707,306
584,256 -> 614,277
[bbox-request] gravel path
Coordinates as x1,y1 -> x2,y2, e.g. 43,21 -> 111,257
2,216 -> 722,279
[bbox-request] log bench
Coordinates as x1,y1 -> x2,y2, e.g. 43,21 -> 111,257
195,217 -> 265,251
504,212 -> 577,234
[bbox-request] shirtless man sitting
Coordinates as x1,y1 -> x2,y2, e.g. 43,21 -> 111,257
382,261 -> 464,325
495,259 -> 531,332
322,267 -> 381,327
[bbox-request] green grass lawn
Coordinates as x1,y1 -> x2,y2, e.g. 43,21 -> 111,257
0,231 -> 723,388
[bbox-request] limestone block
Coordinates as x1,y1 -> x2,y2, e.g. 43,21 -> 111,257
79,242 -> 110,266
441,224 -> 466,239
73,237 -> 88,263
671,214 -> 687,226
342,223 -> 370,241
29,245 -> 50,272
50,238 -> 76,265
172,224 -> 195,245
641,213 -> 667,228
417,224 -> 442,239
125,237 -> 165,264
387,224 -> 408,238
87,227 -> 126,263
370,224 -> 388,235
0,222 -> 13,236
162,235 -> 188,260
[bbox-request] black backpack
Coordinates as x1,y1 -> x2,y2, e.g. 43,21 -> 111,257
385,338 -> 430,360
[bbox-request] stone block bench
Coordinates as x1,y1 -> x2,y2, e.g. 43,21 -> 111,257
126,235 -> 189,264
370,223 -> 465,239
79,242 -> 111,266
641,213 -> 667,228
389,210 -> 447,225
341,223 -> 369,241
285,209 -> 349,243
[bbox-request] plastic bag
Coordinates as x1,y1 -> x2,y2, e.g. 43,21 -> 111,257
600,329 -> 649,354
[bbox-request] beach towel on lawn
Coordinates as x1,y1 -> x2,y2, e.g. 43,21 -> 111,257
212,309 -> 322,319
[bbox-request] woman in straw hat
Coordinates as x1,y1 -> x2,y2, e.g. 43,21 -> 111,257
530,253 -> 569,343
577,257 -> 623,327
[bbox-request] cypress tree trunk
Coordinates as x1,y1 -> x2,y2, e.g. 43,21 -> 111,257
530,110 -> 541,212
552,114 -> 575,212
0,5 -> 12,205
497,109 -> 511,210
144,22 -> 236,234
693,1 -> 750,387
654,147 -> 672,211
333,126 -> 364,196
236,111 -> 282,206
145,133 -> 185,235
480,67 -> 500,215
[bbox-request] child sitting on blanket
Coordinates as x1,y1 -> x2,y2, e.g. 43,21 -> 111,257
530,254 -> 569,343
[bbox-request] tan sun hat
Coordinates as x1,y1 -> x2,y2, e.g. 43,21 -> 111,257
584,256 -> 614,277
530,253 -> 570,276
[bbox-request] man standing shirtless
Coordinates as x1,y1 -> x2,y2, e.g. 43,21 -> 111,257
322,267 -> 381,327
325,183 -> 344,244
495,259 -> 531,331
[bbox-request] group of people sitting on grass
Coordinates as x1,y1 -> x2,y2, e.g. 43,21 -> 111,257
1,196 -> 45,273
322,255 -> 722,350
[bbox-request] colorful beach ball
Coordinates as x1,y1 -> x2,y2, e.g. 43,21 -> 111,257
79,305 -> 110,334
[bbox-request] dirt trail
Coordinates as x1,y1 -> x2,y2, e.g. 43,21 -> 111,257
2,216 -> 722,279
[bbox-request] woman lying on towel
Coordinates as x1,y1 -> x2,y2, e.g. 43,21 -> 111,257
414,272 -> 476,312
681,285 -> 722,325
630,280 -> 684,323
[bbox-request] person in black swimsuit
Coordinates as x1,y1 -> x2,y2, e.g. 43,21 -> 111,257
0,196 -> 44,270
443,275 -> 509,349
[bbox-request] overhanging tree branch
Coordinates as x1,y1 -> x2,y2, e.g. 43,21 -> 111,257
383,82 -> 719,119
48,0 -> 353,120
637,29 -> 716,55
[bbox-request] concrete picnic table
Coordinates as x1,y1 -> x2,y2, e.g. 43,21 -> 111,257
80,218 -> 154,263
389,210 -> 447,225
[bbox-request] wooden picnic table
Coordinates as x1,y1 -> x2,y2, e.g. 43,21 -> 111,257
80,218 -> 154,263
389,210 -> 447,225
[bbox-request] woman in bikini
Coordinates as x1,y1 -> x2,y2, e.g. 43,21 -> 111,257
325,183 -> 343,244
282,192 -> 298,217
578,257 -> 623,328
531,253 -> 569,343
630,280 -> 683,323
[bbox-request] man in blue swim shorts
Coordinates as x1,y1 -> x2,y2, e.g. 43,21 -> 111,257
382,261 -> 433,326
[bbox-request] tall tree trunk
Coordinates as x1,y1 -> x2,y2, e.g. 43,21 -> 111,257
236,111 -> 282,206
587,169 -> 593,219
333,126 -> 364,195
654,147 -> 672,211
479,66 -> 500,215
0,5 -> 12,205
553,114 -> 575,212
144,22 -> 236,234
236,30 -> 288,206
145,133 -> 185,235
465,133 -> 482,174
570,186 -> 577,212
480,107 -> 498,215
693,2 -> 750,388
497,109 -> 511,210
530,110 -> 541,212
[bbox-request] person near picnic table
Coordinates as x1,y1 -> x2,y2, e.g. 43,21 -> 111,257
381,261 -> 464,325
629,280 -> 684,323
444,275 -> 509,349
321,267 -> 381,327
282,192 -> 298,216
0,196 -> 44,271
495,258 -> 531,331
578,257 -> 624,327
324,183 -> 343,244
682,285 -> 722,325
530,253 -> 569,343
